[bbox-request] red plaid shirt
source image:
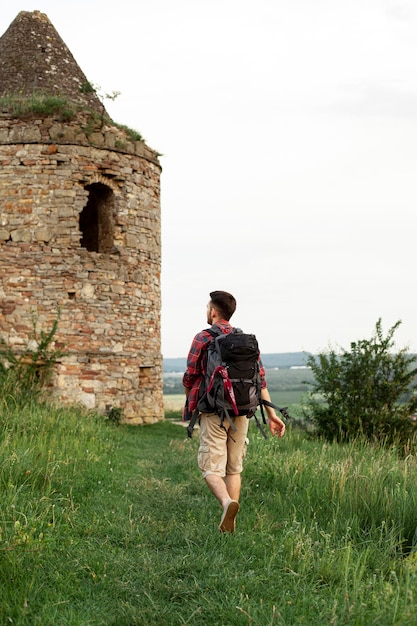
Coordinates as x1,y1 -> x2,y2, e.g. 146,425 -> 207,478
182,321 -> 266,420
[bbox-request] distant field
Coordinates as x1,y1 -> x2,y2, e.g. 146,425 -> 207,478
164,368 -> 314,396
163,394 -> 185,411
163,390 -> 306,413
269,389 -> 306,407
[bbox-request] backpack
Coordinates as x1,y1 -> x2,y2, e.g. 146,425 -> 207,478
187,326 -> 289,438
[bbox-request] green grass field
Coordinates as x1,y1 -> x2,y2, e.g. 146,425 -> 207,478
1,402 -> 417,625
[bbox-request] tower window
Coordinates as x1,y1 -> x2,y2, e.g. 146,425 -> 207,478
79,183 -> 114,252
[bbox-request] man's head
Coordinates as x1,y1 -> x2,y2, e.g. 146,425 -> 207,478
207,290 -> 237,324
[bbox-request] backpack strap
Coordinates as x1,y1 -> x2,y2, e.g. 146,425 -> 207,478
259,399 -> 289,426
206,325 -> 222,338
207,325 -> 242,337
208,366 -> 238,435
252,413 -> 268,439
207,365 -> 239,416
187,388 -> 238,438
219,406 -> 238,435
187,408 -> 200,438
254,400 -> 289,439
188,388 -> 289,439
261,400 -> 289,420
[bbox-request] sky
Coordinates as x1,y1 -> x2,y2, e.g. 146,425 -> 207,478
2,0 -> 417,357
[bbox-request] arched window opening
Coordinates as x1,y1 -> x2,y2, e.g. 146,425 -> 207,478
79,183 -> 115,252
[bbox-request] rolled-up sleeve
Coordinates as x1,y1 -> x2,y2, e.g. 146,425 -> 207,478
183,330 -> 212,388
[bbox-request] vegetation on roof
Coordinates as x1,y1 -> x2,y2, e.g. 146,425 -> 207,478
0,92 -> 145,143
0,94 -> 76,122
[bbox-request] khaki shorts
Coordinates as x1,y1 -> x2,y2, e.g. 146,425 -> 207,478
198,411 -> 249,478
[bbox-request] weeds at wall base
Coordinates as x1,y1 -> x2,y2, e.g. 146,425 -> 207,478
0,311 -> 66,410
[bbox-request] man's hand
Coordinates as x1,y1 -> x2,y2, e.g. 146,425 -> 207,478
268,413 -> 286,437
260,388 -> 286,437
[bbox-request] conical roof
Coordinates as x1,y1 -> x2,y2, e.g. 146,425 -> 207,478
0,10 -> 106,115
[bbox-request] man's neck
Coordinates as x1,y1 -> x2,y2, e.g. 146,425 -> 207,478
212,316 -> 229,326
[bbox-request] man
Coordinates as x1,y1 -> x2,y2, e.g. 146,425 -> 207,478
183,290 -> 286,533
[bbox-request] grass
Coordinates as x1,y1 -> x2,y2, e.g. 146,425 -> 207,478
0,94 -> 76,121
1,402 -> 417,625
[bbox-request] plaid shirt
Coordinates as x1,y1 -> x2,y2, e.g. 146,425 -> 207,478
182,321 -> 266,420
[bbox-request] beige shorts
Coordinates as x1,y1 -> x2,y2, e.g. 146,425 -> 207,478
198,411 -> 249,478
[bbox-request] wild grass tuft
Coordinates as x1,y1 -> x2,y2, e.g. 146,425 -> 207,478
0,94 -> 76,121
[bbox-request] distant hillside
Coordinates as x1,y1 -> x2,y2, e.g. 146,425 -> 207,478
260,352 -> 312,369
163,352 -> 312,372
163,358 -> 186,373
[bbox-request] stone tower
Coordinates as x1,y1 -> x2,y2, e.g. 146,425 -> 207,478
0,11 -> 163,424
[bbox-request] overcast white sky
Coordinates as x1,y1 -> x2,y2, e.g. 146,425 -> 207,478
3,1 -> 417,357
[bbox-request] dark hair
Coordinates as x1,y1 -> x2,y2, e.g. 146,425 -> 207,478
209,291 -> 236,321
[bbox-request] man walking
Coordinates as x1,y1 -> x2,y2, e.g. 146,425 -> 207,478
183,290 -> 286,533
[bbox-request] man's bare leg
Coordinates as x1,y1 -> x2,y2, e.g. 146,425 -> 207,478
225,473 -> 241,502
205,473 -> 240,532
205,474 -> 231,507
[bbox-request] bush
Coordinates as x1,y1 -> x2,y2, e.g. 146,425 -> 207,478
0,313 -> 66,409
304,319 -> 417,448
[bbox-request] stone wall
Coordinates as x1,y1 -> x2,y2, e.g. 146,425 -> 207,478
0,113 -> 163,424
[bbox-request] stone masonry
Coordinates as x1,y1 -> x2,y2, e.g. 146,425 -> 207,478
0,11 -> 163,424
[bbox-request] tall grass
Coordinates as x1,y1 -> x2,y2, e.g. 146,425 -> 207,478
0,94 -> 76,121
1,402 -> 417,625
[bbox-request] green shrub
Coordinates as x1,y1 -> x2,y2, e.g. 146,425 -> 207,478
0,312 -> 66,409
304,319 -> 417,448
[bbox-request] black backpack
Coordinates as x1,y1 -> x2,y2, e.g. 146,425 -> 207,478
187,326 -> 288,438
